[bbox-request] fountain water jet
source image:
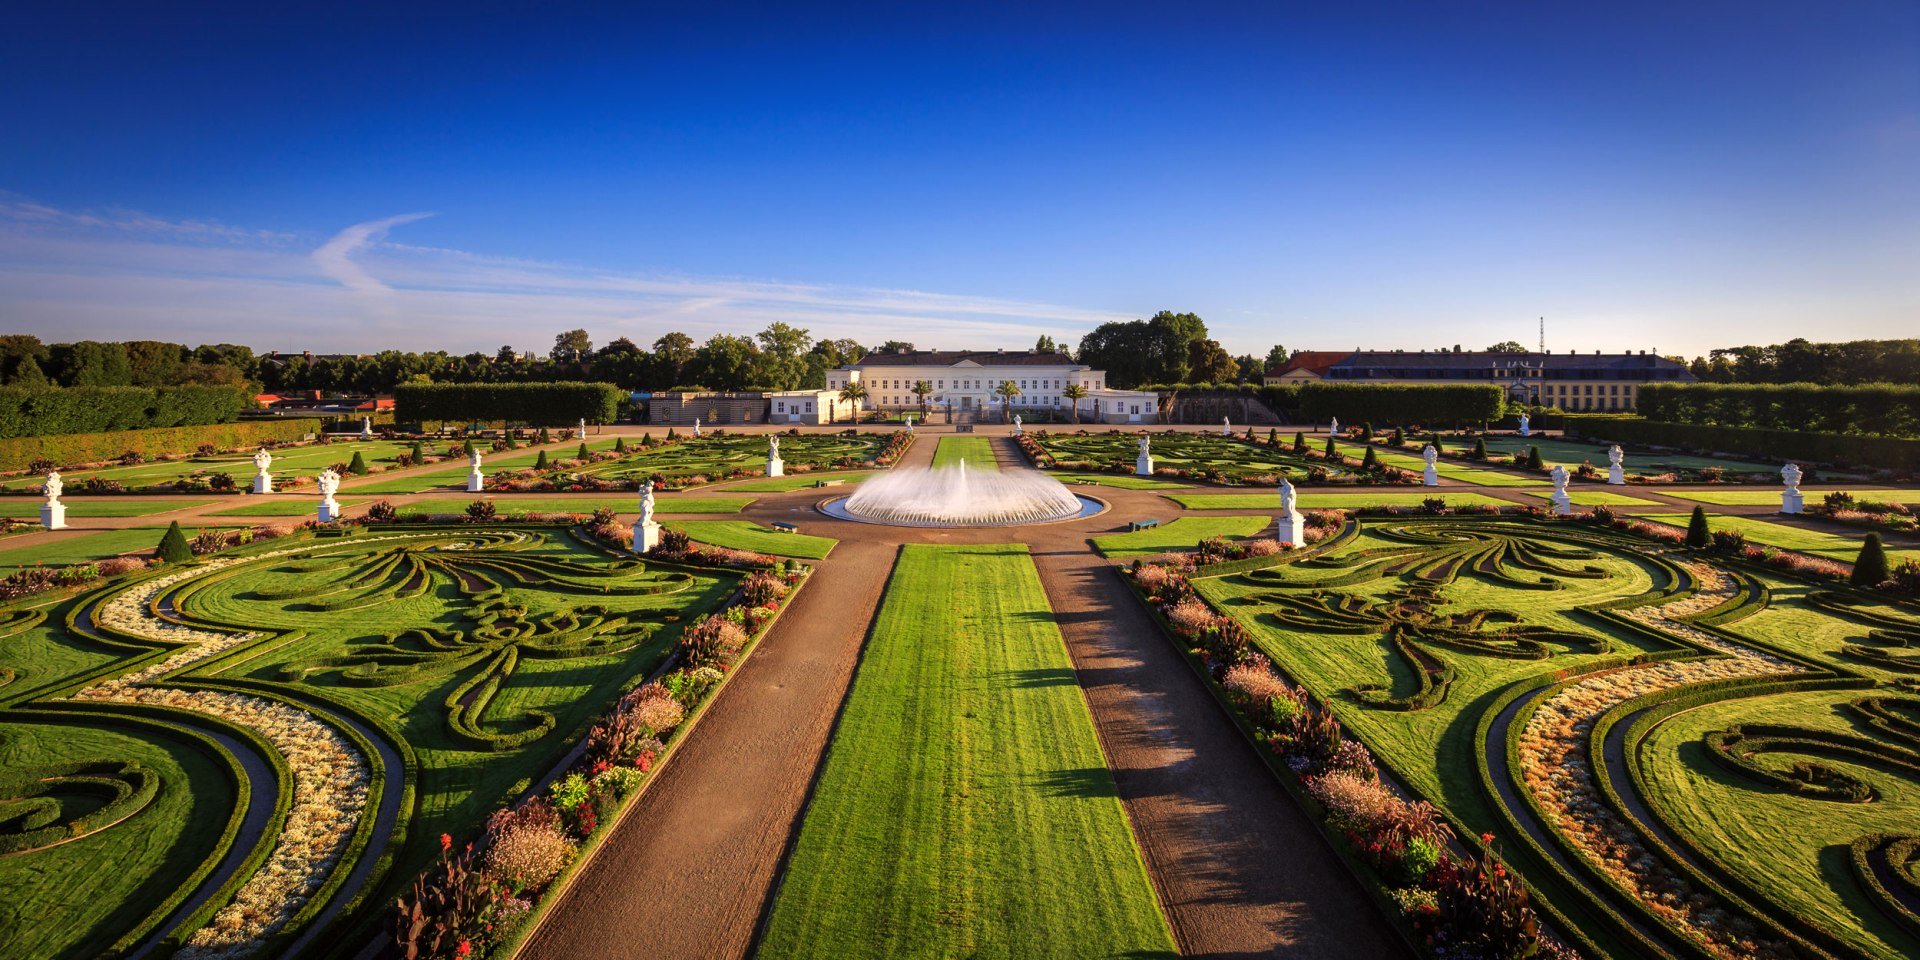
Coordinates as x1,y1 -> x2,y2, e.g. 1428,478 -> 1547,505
827,460 -> 1099,527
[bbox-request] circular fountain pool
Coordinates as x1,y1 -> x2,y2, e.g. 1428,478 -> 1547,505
818,462 -> 1105,527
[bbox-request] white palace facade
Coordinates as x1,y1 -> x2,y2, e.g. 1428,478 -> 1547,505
824,348 -> 1160,423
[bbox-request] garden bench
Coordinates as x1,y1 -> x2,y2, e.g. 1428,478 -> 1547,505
770,521 -> 799,534
1128,519 -> 1161,532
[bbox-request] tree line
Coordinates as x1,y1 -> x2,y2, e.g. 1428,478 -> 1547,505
1684,338 -> 1920,385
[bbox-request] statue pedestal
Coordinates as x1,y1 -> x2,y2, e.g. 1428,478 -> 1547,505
1549,492 -> 1574,516
766,457 -> 785,478
633,520 -> 662,554
253,473 -> 273,495
318,500 -> 341,524
1422,466 -> 1439,487
1277,510 -> 1304,548
1781,491 -> 1803,515
1519,425 -> 1531,437
1135,455 -> 1154,477
1608,466 -> 1625,485
467,471 -> 485,493
40,501 -> 66,530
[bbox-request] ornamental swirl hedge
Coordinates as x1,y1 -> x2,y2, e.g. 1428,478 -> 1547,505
1296,383 -> 1504,427
0,385 -> 250,439
1638,382 -> 1920,439
1566,415 -> 1920,473
394,382 -> 623,427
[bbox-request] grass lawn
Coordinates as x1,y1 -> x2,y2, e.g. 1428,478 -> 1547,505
1642,513 -> 1918,563
0,440 -> 422,493
1165,491 -> 1512,510
718,470 -> 877,492
1091,516 -> 1272,557
1333,441 -> 1540,487
404,496 -> 752,515
758,544 -> 1175,958
1509,489 -> 1667,508
0,527 -> 168,569
932,436 -> 998,470
1052,472 -> 1192,490
1036,431 -> 1327,482
206,498 -> 366,517
663,520 -> 837,559
1666,488 -> 1920,507
0,499 -> 215,517
1448,435 -> 1777,473
579,434 -> 887,484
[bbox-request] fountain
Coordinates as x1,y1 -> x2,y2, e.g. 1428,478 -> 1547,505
824,460 -> 1102,527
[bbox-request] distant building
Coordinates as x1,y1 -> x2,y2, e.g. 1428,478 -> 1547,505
1263,348 -> 1694,411
827,348 -> 1160,423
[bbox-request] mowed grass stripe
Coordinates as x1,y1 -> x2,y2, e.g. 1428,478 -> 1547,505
663,520 -> 836,559
932,436 -> 998,470
760,544 -> 1175,959
1165,491 -> 1511,510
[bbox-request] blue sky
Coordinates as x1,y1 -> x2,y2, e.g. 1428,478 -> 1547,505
1,1 -> 1915,357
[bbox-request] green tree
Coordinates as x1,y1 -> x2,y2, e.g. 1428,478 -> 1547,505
1685,506 -> 1711,548
8,355 -> 47,387
157,521 -> 192,562
1185,338 -> 1237,384
754,322 -> 814,390
1851,533 -> 1890,586
1264,344 -> 1290,369
50,341 -> 132,387
688,335 -> 761,391
877,340 -> 915,353
837,381 -> 869,423
124,341 -> 187,386
651,332 -> 696,387
1487,340 -> 1528,353
994,380 -> 1021,422
911,380 -> 933,417
1062,384 -> 1088,424
1034,335 -> 1058,354
551,329 -> 593,364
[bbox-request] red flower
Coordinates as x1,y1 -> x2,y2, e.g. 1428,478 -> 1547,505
441,833 -> 453,853
1479,832 -> 1495,845
456,941 -> 472,958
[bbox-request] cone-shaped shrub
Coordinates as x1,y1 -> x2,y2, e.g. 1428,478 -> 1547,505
642,432 -> 655,446
157,521 -> 192,563
666,428 -> 678,441
1267,428 -> 1278,447
534,450 -> 550,470
1685,506 -> 1711,548
410,441 -> 426,462
615,436 -> 628,453
1852,533 -> 1890,587
1324,436 -> 1337,459
461,438 -> 477,457
537,427 -> 551,443
576,441 -> 591,461
1293,431 -> 1307,453
1361,447 -> 1380,471
1390,427 -> 1404,446
1472,436 -> 1487,460
1361,421 -> 1374,440
347,451 -> 369,475
1525,445 -> 1544,470
504,432 -> 519,449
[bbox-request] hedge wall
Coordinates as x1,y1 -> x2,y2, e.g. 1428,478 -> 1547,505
394,382 -> 623,427
0,385 -> 250,439
1638,382 -> 1920,439
1295,382 -> 1504,427
1566,415 -> 1920,473
0,418 -> 323,473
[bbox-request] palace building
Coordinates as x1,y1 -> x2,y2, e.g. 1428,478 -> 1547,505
827,348 -> 1161,423
1264,348 -> 1695,412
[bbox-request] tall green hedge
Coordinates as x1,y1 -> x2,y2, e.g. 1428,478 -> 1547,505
1566,415 -> 1920,473
1295,383 -> 1503,427
1638,382 -> 1920,439
0,385 -> 250,439
0,418 -> 323,473
394,382 -> 622,427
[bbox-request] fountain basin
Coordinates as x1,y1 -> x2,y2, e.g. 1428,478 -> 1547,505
816,463 -> 1105,527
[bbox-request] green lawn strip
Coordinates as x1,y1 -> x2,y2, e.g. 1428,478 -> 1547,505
1052,472 -> 1193,490
206,498 -> 370,517
1033,431 -> 1319,481
932,436 -> 998,470
1165,491 -> 1512,510
662,520 -> 837,559
1333,441 -> 1539,487
0,527 -> 167,569
403,496 -> 753,515
1507,489 -> 1667,508
1635,689 -> 1920,960
1091,516 -> 1271,557
1642,513 -> 1918,563
759,543 -> 1176,958
718,470 -> 877,492
0,441 -> 422,492
579,434 -> 887,483
0,499 -> 215,518
1667,488 -> 1920,507
1450,436 -> 1776,473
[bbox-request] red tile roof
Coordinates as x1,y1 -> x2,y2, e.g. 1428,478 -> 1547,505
1268,351 -> 1353,378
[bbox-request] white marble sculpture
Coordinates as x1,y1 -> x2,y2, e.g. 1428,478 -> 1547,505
1276,475 -> 1303,547
692,417 -> 702,437
1329,416 -> 1340,437
904,415 -> 914,434
252,447 -> 274,494
1013,415 -> 1022,436
1548,464 -> 1573,516
40,470 -> 67,530
316,468 -> 342,523
360,417 -> 373,440
467,447 -> 485,493
575,418 -> 587,441
1135,434 -> 1154,477
633,479 -> 662,553
766,433 -> 785,478
1780,462 -> 1804,515
1222,416 -> 1231,436
1607,444 -> 1626,485
1518,413 -> 1531,437
1421,445 -> 1441,486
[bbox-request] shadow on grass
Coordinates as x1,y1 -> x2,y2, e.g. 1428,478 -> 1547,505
1031,766 -> 1121,799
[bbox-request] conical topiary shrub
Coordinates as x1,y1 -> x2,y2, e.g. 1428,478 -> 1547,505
1685,506 -> 1710,549
1324,436 -> 1337,459
666,428 -> 678,441
1361,447 -> 1380,471
504,432 -> 520,450
410,441 -> 426,463
157,521 -> 192,563
1389,427 -> 1404,446
1525,445 -> 1544,470
537,427 -> 551,443
461,438 -> 477,458
1267,428 -> 1278,447
1293,431 -> 1307,453
1852,533 -> 1890,587
577,441 -> 591,461
615,436 -> 628,453
535,450 -> 550,470
1472,436 -> 1487,460
347,451 -> 369,475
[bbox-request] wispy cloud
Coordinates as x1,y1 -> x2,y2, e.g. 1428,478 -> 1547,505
0,198 -> 1131,352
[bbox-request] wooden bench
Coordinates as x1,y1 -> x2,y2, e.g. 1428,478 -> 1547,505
769,521 -> 799,534
1128,519 -> 1161,532
814,479 -> 844,487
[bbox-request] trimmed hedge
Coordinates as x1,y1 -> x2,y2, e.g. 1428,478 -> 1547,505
1565,415 -> 1920,473
1296,383 -> 1504,427
0,417 -> 321,473
394,382 -> 622,427
1639,382 -> 1920,438
0,385 -> 250,439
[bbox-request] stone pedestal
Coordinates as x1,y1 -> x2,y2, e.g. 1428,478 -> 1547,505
766,457 -> 785,478
1781,490 -> 1803,515
318,500 -> 341,524
1549,492 -> 1574,516
467,470 -> 485,493
1422,465 -> 1440,487
1277,510 -> 1304,548
633,520 -> 663,554
41,501 -> 67,530
1135,454 -> 1154,477
253,472 -> 273,495
1608,465 -> 1625,485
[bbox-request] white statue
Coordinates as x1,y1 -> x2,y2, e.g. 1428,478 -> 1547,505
1329,416 -> 1340,436
1222,415 -> 1231,436
692,417 -> 702,437
1518,413 -> 1531,437
467,446 -> 485,493
575,418 -> 587,440
1548,464 -> 1573,516
252,447 -> 274,494
1607,444 -> 1626,485
633,479 -> 662,553
904,415 -> 914,434
316,468 -> 342,523
766,433 -> 785,478
1421,444 -> 1440,487
40,470 -> 66,530
1780,462 -> 1804,515
1276,476 -> 1303,547
360,417 -> 373,439
1135,433 -> 1154,477
1013,415 -> 1022,436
